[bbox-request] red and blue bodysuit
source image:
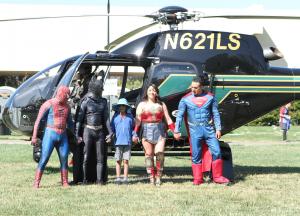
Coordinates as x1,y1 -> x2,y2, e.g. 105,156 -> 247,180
175,91 -> 229,184
32,86 -> 73,188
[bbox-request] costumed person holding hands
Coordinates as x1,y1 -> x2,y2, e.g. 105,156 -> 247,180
133,84 -> 175,186
75,78 -> 113,185
32,86 -> 73,188
174,76 -> 229,185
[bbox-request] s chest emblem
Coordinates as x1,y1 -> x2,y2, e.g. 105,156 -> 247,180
191,97 -> 208,107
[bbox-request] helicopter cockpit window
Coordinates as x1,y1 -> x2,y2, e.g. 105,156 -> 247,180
149,62 -> 197,87
12,62 -> 64,108
37,66 -> 60,79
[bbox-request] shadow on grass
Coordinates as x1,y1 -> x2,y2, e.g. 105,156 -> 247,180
233,165 -> 300,183
42,165 -> 193,184
43,164 -> 300,185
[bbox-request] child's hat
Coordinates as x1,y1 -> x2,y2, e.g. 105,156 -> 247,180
116,98 -> 130,107
112,98 -> 131,111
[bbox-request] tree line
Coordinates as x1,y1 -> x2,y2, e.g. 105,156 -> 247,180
248,100 -> 300,126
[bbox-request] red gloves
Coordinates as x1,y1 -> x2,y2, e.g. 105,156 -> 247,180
168,122 -> 175,133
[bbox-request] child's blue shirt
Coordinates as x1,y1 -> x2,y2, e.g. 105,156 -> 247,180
111,112 -> 134,146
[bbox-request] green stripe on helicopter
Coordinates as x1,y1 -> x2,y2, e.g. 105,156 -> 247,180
215,87 -> 300,103
214,74 -> 300,82
158,74 -> 300,102
159,74 -> 195,97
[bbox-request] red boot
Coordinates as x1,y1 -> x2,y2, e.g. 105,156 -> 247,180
212,159 -> 230,184
33,170 -> 43,189
61,170 -> 69,187
191,163 -> 203,185
155,152 -> 164,186
145,156 -> 155,185
147,167 -> 156,185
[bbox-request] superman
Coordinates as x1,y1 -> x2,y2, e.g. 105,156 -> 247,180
174,76 -> 229,185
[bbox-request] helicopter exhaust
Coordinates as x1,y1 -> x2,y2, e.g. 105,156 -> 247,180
263,47 -> 284,61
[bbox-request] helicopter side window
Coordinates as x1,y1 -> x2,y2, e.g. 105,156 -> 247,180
104,65 -> 145,98
123,66 -> 144,93
97,65 -> 145,119
149,62 -> 197,87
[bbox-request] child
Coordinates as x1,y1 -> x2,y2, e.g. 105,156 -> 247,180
111,98 -> 134,184
279,102 -> 292,141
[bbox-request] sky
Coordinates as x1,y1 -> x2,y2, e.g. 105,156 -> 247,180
0,0 -> 300,10
0,0 -> 300,71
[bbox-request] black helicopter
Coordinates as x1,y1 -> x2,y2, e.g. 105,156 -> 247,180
3,6 -> 300,152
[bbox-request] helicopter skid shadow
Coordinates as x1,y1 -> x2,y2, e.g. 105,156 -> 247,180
41,164 -> 300,185
232,165 -> 300,183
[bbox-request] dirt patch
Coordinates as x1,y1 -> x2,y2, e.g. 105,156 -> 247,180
0,139 -> 30,145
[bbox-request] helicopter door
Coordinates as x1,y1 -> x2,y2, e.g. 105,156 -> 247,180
56,52 -> 90,89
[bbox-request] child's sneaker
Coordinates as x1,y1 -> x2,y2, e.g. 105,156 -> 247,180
115,177 -> 121,185
122,177 -> 129,185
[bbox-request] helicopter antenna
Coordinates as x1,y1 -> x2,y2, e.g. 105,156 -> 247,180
107,0 -> 110,45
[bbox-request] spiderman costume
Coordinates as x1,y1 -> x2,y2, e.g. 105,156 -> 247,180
32,86 -> 73,188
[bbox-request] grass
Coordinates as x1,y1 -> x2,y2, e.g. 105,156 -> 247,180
222,125 -> 300,143
0,126 -> 300,215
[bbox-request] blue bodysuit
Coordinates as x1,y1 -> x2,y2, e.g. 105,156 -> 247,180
175,91 -> 221,164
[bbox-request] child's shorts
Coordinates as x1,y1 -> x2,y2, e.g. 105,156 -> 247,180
114,145 -> 131,161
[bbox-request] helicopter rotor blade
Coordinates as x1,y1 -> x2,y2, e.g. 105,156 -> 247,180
202,14 -> 300,20
0,14 -> 144,22
104,21 -> 158,51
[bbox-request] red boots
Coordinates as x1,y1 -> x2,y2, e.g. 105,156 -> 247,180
191,163 -> 203,185
33,169 -> 69,188
33,170 -> 43,188
192,159 -> 230,185
61,170 -> 69,187
155,152 -> 164,186
212,159 -> 230,184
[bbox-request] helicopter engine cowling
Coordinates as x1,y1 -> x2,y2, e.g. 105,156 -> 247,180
263,47 -> 284,61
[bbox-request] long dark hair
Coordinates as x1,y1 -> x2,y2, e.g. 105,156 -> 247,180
142,84 -> 162,104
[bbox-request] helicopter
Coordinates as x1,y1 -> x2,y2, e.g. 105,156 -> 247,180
2,6 -> 300,177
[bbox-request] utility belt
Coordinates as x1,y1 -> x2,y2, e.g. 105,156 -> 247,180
188,121 -> 211,127
84,124 -> 103,130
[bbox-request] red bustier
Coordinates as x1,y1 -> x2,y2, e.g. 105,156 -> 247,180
140,111 -> 164,123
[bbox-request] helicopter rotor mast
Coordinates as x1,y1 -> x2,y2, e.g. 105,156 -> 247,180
147,6 -> 202,30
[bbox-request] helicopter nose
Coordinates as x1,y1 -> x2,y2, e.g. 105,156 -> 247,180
3,100 -> 38,136
2,105 -> 18,133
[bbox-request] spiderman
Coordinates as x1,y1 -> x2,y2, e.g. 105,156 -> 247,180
32,86 -> 73,188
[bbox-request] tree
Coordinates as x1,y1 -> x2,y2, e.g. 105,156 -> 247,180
248,100 -> 300,126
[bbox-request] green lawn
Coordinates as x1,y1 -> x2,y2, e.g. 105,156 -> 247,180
223,125 -> 300,143
0,126 -> 300,215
